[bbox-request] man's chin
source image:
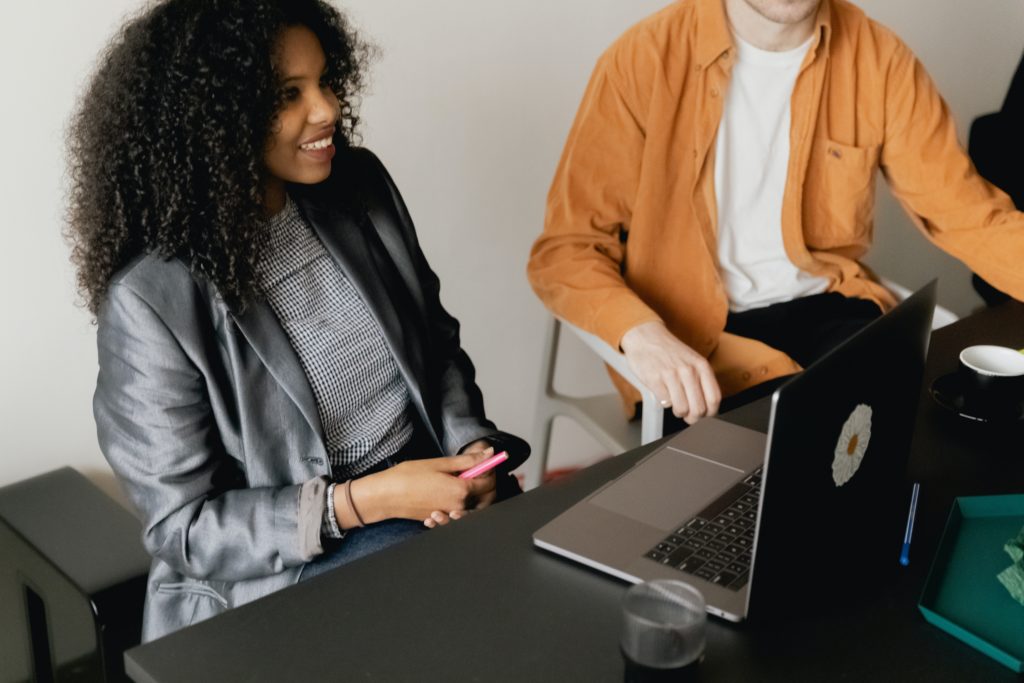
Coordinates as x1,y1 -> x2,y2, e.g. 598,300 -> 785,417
745,0 -> 821,26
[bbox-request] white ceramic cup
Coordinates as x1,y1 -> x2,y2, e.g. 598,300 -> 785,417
959,345 -> 1024,377
957,345 -> 1024,414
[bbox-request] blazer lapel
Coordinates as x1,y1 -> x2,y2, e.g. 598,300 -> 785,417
229,299 -> 325,443
295,197 -> 432,431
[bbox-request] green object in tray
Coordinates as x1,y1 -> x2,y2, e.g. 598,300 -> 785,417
997,527 -> 1024,606
919,495 -> 1024,673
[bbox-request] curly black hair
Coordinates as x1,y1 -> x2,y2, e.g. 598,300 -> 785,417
66,0 -> 372,315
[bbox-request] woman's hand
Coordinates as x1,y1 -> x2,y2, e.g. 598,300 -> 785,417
347,450 -> 495,528
424,441 -> 498,528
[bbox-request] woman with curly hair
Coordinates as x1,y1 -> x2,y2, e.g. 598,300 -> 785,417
66,0 -> 528,642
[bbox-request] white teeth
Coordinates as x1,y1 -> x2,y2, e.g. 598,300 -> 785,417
300,136 -> 333,151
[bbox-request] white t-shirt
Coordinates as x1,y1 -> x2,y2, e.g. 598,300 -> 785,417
714,34 -> 828,313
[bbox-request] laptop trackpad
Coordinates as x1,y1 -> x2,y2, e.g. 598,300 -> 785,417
590,451 -> 742,531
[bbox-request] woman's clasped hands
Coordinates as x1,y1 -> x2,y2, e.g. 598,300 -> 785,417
346,441 -> 499,530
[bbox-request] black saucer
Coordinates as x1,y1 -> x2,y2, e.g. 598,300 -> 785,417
930,372 -> 1024,423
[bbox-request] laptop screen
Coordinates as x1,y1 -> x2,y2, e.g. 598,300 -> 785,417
746,282 -> 936,619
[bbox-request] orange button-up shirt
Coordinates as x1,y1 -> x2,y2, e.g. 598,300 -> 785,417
527,0 -> 1024,414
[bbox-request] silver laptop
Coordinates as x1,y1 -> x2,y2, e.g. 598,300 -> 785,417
534,282 -> 937,622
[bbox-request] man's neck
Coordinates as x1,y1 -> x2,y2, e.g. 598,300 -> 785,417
723,0 -> 819,52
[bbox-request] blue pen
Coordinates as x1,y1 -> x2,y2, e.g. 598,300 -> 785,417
899,482 -> 920,566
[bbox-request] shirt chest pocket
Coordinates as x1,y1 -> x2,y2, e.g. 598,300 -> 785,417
804,138 -> 881,250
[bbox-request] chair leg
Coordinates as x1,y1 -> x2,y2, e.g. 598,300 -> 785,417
640,394 -> 664,444
524,413 -> 555,490
525,318 -> 563,489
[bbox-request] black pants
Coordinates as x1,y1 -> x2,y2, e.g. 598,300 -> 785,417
654,292 -> 883,435
723,291 -> 883,368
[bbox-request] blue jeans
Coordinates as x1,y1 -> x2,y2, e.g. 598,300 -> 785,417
299,518 -> 425,582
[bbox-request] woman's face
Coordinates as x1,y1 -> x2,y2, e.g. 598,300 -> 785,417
264,26 -> 340,194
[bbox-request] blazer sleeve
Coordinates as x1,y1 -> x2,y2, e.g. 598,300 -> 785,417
93,282 -> 328,582
358,150 -> 529,468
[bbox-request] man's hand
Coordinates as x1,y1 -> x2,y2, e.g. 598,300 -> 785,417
620,321 -> 721,425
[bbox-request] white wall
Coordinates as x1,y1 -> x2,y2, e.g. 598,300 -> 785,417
1,1 -> 1021,504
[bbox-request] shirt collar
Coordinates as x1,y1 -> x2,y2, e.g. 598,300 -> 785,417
695,0 -> 832,69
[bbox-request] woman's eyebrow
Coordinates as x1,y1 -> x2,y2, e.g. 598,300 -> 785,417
281,65 -> 328,84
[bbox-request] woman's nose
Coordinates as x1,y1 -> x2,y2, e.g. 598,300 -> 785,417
308,90 -> 339,127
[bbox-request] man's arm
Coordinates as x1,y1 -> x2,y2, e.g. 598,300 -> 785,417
880,37 -> 1024,301
527,46 -> 720,423
527,49 -> 661,349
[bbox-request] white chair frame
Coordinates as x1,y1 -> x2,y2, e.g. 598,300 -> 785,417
523,280 -> 957,490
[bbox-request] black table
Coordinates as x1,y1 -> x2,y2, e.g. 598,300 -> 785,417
125,303 -> 1024,682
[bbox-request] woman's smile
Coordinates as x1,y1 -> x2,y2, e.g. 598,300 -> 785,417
298,131 -> 336,162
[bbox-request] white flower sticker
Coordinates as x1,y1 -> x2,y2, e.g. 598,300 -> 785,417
832,404 -> 872,487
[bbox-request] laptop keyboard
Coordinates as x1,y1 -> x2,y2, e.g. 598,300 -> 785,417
643,467 -> 762,591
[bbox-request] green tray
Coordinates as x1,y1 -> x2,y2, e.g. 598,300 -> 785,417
919,495 -> 1024,672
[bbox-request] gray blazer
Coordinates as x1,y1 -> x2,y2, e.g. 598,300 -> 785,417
94,148 -> 524,642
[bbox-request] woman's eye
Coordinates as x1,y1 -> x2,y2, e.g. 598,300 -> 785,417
283,87 -> 300,101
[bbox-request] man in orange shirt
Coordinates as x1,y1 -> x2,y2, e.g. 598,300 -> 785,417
527,0 -> 1024,430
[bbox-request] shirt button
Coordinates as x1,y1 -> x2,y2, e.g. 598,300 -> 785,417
742,371 -> 752,382
710,87 -> 720,97
694,64 -> 702,72
759,367 -> 769,376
